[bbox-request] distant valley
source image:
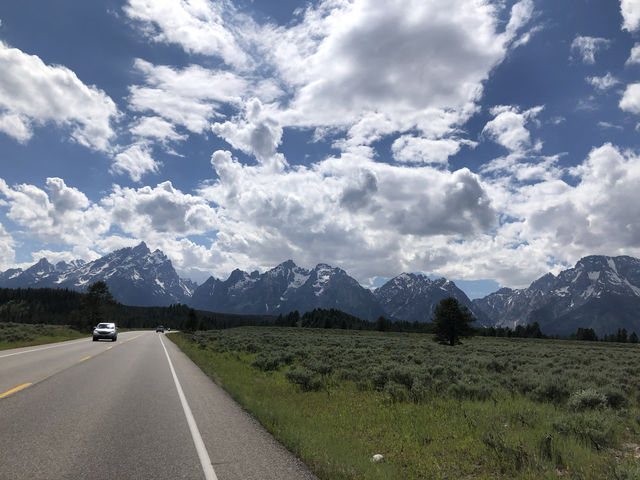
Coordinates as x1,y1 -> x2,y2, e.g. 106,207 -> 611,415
2,242 -> 640,336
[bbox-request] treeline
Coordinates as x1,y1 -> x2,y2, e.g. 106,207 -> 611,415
3,287 -> 640,342
476,322 -> 545,339
0,287 -> 275,332
568,327 -> 639,343
274,308 -> 435,333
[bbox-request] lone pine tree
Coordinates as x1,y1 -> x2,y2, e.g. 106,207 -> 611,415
432,297 -> 475,346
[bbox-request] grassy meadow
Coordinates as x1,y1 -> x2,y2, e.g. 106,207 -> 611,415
0,322 -> 86,350
170,327 -> 640,479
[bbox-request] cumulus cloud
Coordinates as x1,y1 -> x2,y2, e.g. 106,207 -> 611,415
119,0 -> 535,176
482,105 -> 543,153
201,146 -> 496,281
260,0 -> 533,141
0,177 -> 109,245
620,83 -> 640,114
391,135 -> 472,165
476,143 -> 640,286
586,72 -> 620,91
621,0 -> 640,32
130,116 -> 188,144
128,59 -> 246,134
0,41 -> 117,151
111,143 -> 160,181
570,35 -> 610,64
102,181 -> 218,238
0,221 -> 16,270
123,0 -> 250,68
626,43 -> 640,66
0,112 -> 32,143
211,98 -> 285,167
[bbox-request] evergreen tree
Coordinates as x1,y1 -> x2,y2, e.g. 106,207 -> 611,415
630,331 -> 639,344
375,316 -> 392,331
83,281 -> 114,330
184,308 -> 200,332
432,297 -> 475,346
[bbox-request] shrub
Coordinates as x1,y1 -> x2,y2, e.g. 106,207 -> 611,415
567,389 -> 606,411
532,377 -> 572,403
603,387 -> 628,409
371,368 -> 390,391
389,366 -> 415,389
553,411 -> 617,450
384,380 -> 408,403
251,353 -> 281,371
285,366 -> 322,392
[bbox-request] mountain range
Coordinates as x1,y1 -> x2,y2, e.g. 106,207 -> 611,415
472,255 -> 640,336
1,242 -> 639,335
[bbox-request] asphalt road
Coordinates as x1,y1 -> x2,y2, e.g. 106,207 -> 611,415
0,331 -> 318,480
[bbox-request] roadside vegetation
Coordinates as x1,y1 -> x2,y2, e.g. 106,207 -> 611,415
171,327 -> 640,479
0,322 -> 86,350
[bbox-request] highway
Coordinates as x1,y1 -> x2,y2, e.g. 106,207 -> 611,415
0,331 -> 318,480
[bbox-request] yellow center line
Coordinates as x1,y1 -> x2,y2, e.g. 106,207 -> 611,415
106,346 -> 113,350
78,355 -> 92,363
0,383 -> 32,399
126,334 -> 143,342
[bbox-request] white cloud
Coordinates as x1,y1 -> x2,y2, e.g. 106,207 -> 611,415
586,72 -> 620,91
0,112 -> 31,143
211,98 -> 285,167
505,0 -> 535,39
102,181 -> 219,238
130,116 -> 188,144
0,177 -> 109,245
570,35 -> 610,64
482,105 -> 543,153
128,59 -> 246,134
0,221 -> 16,270
262,0 -> 533,140
621,0 -> 640,32
123,0 -> 251,69
478,144 -> 640,286
391,135 -> 472,165
201,147 -> 496,282
620,83 -> 640,114
3,141 -> 639,290
597,121 -> 623,130
111,143 -> 160,182
626,43 -> 640,66
0,40 -> 117,151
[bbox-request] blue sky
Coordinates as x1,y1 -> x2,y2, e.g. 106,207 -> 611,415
0,0 -> 638,298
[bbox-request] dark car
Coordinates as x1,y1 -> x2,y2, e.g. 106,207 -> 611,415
156,325 -> 165,333
93,323 -> 117,342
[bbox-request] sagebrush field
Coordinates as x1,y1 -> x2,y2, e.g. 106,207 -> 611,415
171,327 -> 640,479
0,322 -> 86,350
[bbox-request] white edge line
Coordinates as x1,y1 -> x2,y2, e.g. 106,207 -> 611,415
0,331 -> 142,359
0,337 -> 89,359
159,335 -> 218,480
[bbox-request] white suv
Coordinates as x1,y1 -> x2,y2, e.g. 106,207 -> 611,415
93,323 -> 118,342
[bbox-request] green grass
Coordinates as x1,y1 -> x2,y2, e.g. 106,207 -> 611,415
170,328 -> 640,479
0,322 -> 86,350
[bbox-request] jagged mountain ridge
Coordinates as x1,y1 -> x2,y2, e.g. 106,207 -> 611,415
190,260 -> 388,321
5,244 -> 639,334
473,255 -> 640,335
0,244 -> 480,323
373,272 -> 490,325
0,243 -> 193,306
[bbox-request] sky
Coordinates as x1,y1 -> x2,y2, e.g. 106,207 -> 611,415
0,0 -> 639,299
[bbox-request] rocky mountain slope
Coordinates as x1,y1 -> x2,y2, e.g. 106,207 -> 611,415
5,245 -> 639,335
473,255 -> 640,335
191,260 -> 387,321
373,273 -> 490,325
0,243 -> 193,306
